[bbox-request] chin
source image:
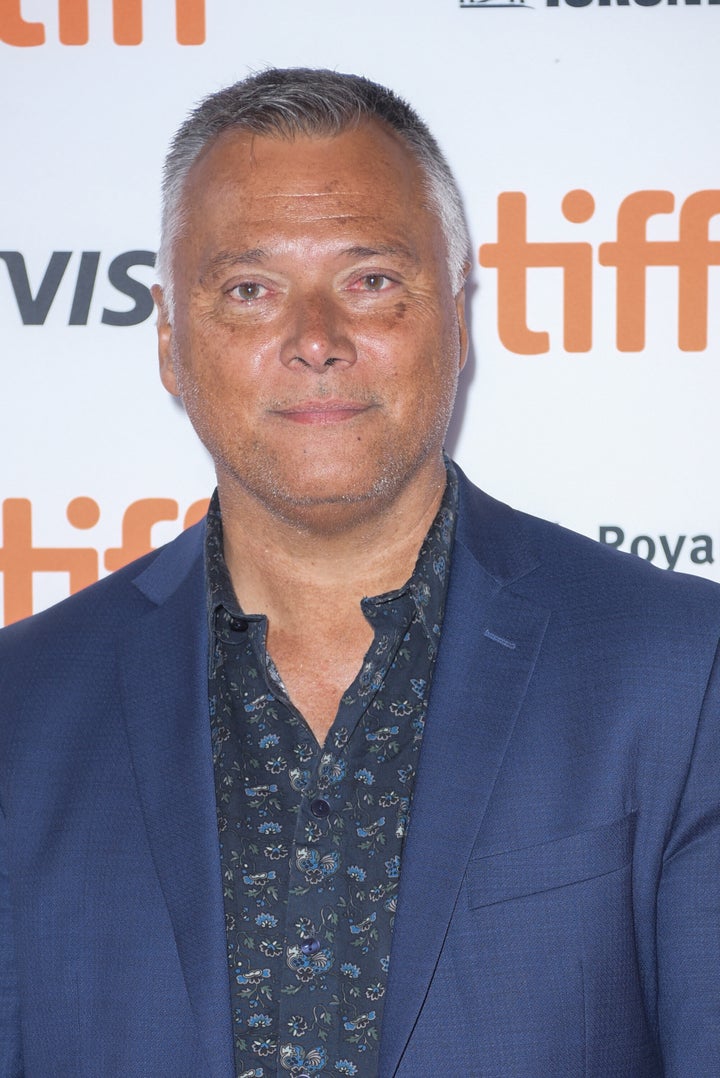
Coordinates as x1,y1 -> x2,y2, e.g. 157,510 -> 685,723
243,466 -> 390,525
223,440 -> 438,525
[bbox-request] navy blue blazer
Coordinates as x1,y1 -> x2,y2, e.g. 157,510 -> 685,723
1,469 -> 719,1076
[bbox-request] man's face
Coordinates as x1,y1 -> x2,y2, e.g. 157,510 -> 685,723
155,120 -> 468,529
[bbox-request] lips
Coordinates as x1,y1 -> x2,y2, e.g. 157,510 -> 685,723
272,400 -> 372,425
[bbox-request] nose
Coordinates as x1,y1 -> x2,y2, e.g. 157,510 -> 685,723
280,291 -> 357,371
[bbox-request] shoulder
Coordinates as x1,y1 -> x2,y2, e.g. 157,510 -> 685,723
0,521 -> 207,793
454,467 -> 720,630
0,520 -> 206,661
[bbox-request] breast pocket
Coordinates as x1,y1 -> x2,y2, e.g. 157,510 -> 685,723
466,812 -> 636,910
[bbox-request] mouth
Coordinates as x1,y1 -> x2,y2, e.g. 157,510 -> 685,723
271,400 -> 374,425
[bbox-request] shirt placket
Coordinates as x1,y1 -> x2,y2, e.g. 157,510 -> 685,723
274,741 -> 347,1076
273,602 -> 414,1078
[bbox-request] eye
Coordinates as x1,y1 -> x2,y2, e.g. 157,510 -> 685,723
359,274 -> 392,292
228,281 -> 268,302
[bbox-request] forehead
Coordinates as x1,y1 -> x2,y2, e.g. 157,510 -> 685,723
177,120 -> 436,239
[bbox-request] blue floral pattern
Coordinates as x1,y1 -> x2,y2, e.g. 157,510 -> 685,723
206,465 -> 457,1077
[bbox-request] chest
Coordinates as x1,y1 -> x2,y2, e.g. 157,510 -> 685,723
267,617 -> 375,742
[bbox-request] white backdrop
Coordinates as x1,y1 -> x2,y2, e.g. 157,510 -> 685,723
2,0 -> 718,626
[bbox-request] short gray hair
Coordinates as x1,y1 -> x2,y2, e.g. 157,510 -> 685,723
156,67 -> 470,312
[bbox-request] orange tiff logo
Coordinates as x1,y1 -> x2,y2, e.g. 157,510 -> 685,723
0,0 -> 205,45
478,189 -> 720,354
0,496 -> 209,626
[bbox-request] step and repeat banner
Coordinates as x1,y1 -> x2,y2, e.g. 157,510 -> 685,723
1,0 -> 718,625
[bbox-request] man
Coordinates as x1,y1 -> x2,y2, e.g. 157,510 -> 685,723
1,68 -> 719,1078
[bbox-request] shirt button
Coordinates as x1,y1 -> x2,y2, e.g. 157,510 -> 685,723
228,615 -> 248,632
300,937 -> 321,956
310,797 -> 330,818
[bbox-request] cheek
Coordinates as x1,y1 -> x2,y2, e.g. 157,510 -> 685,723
171,335 -> 232,427
181,322 -> 266,395
353,312 -> 426,367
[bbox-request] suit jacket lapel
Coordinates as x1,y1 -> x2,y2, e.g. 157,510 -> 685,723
118,530 -> 234,1078
379,475 -> 550,1076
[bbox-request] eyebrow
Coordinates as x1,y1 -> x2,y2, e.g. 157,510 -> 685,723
201,242 -> 420,282
202,249 -> 268,277
339,243 -> 420,265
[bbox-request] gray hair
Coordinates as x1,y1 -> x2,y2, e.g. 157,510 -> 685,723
156,67 -> 470,313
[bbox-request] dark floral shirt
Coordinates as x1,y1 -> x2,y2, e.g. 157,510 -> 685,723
206,464 -> 457,1078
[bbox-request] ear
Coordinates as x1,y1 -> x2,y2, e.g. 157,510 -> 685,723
455,278 -> 470,372
152,284 -> 180,397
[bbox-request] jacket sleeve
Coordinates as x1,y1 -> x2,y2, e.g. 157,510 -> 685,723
657,640 -> 720,1076
0,806 -> 23,1077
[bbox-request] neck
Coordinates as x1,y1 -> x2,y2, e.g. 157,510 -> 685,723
214,456 -> 448,744
217,456 -> 447,617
